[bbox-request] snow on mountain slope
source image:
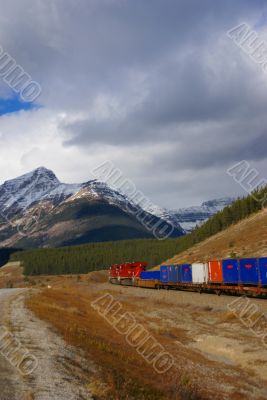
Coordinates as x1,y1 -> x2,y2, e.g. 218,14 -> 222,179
171,198 -> 235,232
43,183 -> 83,204
0,167 -> 234,237
145,198 -> 235,233
0,169 -> 116,213
0,167 -> 60,213
0,168 -> 186,247
144,204 -> 183,231
0,168 -> 183,238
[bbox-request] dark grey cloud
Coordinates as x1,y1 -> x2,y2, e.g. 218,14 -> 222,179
0,0 -> 263,108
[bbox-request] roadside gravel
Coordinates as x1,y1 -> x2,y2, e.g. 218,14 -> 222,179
0,289 -> 95,400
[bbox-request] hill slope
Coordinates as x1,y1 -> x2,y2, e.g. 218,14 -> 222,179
162,207 -> 267,265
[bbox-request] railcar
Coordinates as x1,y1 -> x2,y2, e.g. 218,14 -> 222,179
109,261 -> 147,285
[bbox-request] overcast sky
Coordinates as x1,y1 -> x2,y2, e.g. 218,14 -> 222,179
0,0 -> 266,208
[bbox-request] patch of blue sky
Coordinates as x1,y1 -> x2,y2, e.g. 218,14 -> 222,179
0,95 -> 41,116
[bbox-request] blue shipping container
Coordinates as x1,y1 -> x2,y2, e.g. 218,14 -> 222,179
176,265 -> 182,281
259,258 -> 267,286
181,264 -> 192,283
169,265 -> 178,282
239,258 -> 258,285
140,271 -> 160,280
222,259 -> 239,284
175,264 -> 182,282
160,265 -> 168,283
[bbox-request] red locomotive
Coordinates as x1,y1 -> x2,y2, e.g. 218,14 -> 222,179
109,261 -> 147,285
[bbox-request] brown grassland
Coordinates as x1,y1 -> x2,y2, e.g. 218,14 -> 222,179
25,276 -> 267,400
26,280 -> 202,400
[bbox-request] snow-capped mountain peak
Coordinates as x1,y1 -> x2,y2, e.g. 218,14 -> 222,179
0,168 -> 138,218
0,167 -> 60,212
2,167 -> 59,192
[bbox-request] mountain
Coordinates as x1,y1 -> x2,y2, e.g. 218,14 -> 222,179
0,167 -> 183,248
145,198 -> 235,233
161,206 -> 267,266
170,198 -> 235,233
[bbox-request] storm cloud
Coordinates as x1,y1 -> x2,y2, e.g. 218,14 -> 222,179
0,0 -> 266,208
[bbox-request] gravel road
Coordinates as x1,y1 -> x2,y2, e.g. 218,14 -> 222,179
0,289 -> 94,400
0,289 -> 26,400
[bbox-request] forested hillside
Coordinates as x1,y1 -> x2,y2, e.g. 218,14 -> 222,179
10,186 -> 267,275
10,239 -> 180,275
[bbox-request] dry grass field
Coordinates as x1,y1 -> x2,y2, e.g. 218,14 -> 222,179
25,276 -> 267,400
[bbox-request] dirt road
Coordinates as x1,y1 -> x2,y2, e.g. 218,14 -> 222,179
0,289 -> 94,400
0,289 -> 26,400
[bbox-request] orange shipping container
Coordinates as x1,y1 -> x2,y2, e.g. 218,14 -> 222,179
208,260 -> 223,283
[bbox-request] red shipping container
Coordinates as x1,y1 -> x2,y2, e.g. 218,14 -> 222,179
208,260 -> 223,283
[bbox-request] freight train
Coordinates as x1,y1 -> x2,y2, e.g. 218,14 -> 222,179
109,258 -> 267,297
